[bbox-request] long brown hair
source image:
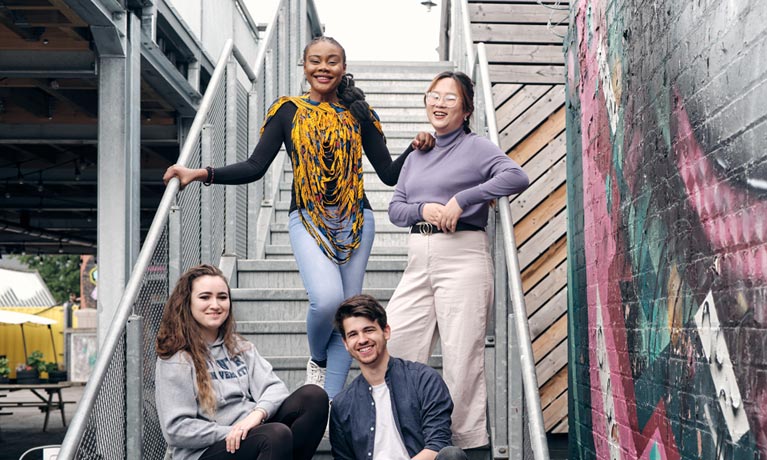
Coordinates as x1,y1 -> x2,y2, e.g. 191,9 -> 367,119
156,264 -> 242,416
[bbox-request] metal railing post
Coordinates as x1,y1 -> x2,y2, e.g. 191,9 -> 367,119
225,56 -> 239,256
126,314 -> 144,459
168,204 -> 182,291
478,41 -> 550,460
201,123 -> 213,263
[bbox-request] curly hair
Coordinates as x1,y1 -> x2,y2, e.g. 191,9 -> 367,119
156,264 -> 242,417
425,71 -> 475,133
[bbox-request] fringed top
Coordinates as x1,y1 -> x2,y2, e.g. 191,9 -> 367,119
262,96 -> 383,264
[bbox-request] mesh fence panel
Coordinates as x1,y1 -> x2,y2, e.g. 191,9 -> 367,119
73,66 -> 230,460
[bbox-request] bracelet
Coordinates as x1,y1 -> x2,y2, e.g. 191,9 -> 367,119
203,166 -> 214,186
253,407 -> 268,420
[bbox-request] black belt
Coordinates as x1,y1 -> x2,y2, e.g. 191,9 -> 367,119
410,222 -> 485,235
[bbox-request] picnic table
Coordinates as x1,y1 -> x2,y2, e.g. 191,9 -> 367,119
0,382 -> 73,432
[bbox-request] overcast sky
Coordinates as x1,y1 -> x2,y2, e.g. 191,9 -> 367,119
245,0 -> 443,61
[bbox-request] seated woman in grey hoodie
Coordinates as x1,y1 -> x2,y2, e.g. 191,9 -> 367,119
155,264 -> 328,460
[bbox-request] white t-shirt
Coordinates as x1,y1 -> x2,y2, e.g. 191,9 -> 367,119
372,382 -> 411,460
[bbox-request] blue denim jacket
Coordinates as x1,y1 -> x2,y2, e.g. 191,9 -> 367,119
329,357 -> 453,459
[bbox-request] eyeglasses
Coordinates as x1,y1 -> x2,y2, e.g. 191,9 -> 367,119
425,91 -> 460,107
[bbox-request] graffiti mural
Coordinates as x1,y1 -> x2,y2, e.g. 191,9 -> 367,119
566,0 -> 767,458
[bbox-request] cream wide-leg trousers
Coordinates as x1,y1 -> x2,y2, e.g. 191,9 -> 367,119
386,230 -> 493,449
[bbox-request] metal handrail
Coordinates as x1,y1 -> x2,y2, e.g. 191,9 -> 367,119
57,38 -> 257,459
477,42 -> 551,460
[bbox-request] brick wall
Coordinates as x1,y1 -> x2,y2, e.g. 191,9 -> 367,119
565,0 -> 767,458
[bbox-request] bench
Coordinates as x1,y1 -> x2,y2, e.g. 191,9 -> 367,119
0,382 -> 74,432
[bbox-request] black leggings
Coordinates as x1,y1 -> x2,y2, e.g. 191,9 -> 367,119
199,385 -> 328,460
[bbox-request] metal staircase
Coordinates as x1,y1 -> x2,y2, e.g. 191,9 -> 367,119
56,1 -> 552,459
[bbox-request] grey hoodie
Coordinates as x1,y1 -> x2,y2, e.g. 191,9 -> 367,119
155,336 -> 290,460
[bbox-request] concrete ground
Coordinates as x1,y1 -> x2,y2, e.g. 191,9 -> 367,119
0,384 -> 84,460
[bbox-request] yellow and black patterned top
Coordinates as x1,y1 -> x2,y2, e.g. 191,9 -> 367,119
212,95 -> 413,264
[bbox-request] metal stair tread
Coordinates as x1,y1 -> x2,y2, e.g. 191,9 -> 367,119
256,355 -> 443,369
269,222 -> 407,233
237,259 -> 407,271
231,287 -> 396,300
265,244 -> 408,256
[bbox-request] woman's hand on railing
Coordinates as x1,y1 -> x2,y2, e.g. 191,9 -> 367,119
411,132 -> 435,151
163,165 -> 207,189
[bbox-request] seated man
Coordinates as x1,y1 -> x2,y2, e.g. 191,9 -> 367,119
330,294 -> 467,460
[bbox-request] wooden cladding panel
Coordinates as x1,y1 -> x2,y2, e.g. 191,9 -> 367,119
471,23 -> 567,44
475,1 -> 569,434
509,107 -> 566,164
521,235 -> 566,292
496,85 -> 551,133
485,43 -> 566,65
488,64 -> 564,84
514,184 -> 566,245
539,367 -> 568,409
470,4 -> 569,24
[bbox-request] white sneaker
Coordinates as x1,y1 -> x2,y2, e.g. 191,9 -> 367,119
305,359 -> 326,388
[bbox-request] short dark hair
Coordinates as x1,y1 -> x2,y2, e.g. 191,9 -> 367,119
334,294 -> 387,338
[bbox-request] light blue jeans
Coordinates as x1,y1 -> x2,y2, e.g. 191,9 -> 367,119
288,208 -> 375,398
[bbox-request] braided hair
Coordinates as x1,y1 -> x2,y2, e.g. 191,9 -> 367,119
425,71 -> 475,133
302,36 -> 367,110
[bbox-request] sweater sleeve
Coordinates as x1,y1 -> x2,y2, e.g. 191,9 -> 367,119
453,137 -> 529,209
387,155 -> 424,227
155,357 -> 230,449
243,345 -> 290,418
359,114 -> 415,186
211,102 -> 294,184
418,366 -> 454,452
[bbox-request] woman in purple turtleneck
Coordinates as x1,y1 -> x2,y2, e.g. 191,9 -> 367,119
386,71 -> 529,450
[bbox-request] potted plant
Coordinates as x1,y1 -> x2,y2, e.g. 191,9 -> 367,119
17,350 -> 45,384
0,357 -> 9,384
45,361 -> 68,383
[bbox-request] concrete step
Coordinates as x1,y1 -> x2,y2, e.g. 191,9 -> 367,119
269,222 -> 410,246
259,355 -> 444,396
370,108 -> 430,122
237,320 -> 443,359
355,80 -> 436,94
264,245 -> 408,260
230,287 -> 395,322
312,441 -> 491,460
237,259 -> 406,289
273,201 -> 393,224
365,93 -> 430,108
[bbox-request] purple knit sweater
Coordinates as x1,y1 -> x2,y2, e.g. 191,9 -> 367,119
388,127 -> 529,228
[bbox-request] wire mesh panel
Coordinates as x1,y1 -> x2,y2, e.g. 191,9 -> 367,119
235,84 -> 250,256
62,2 -> 323,457
75,338 -> 127,459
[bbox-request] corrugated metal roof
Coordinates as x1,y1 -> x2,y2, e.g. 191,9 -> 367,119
0,268 -> 56,307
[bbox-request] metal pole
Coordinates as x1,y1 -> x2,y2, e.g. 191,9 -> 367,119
126,315 -> 144,459
20,324 -> 28,362
478,42 -> 550,460
48,325 -> 59,365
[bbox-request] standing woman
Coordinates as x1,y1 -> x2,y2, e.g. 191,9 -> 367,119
155,264 -> 328,460
163,36 -> 434,398
386,71 -> 529,449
